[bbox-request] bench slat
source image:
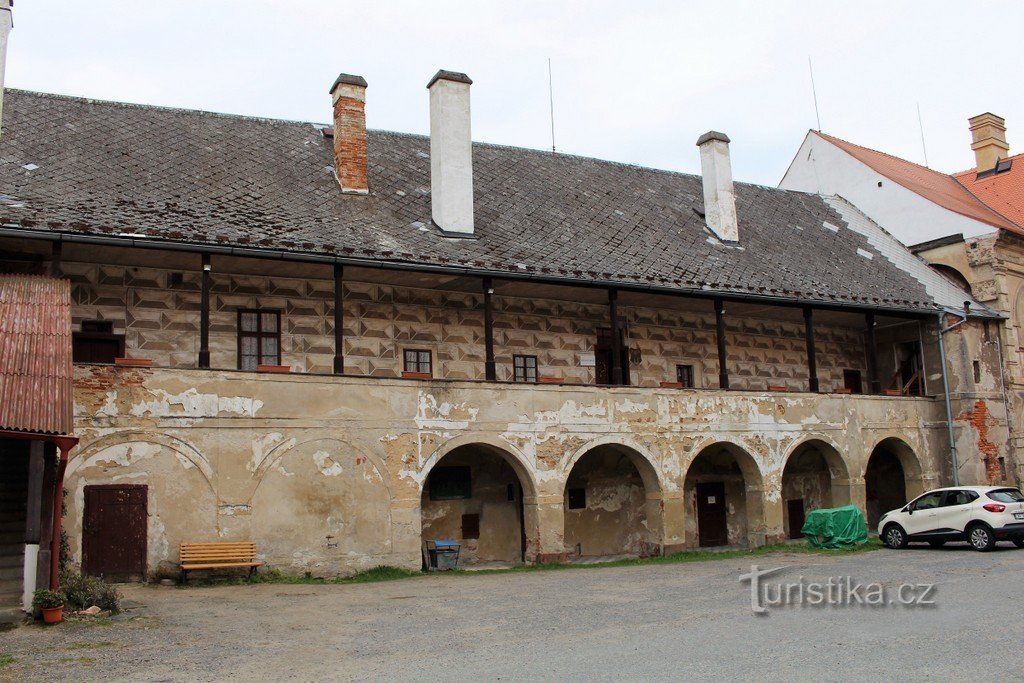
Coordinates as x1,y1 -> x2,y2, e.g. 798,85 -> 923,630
181,561 -> 263,570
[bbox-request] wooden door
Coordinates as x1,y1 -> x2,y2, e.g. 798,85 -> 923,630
787,499 -> 806,539
696,482 -> 728,547
82,485 -> 148,580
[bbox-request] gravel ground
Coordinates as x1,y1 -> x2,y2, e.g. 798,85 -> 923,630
2,544 -> 1023,681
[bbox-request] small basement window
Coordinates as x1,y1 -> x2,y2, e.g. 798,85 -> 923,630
428,466 -> 471,500
676,364 -> 694,388
403,349 -> 432,376
461,514 -> 480,540
567,487 -> 586,510
513,354 -> 538,382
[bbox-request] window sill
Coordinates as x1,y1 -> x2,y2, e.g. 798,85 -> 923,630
401,371 -> 433,380
114,357 -> 153,367
255,364 -> 291,373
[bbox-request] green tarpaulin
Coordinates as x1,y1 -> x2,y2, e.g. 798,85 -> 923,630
800,504 -> 869,548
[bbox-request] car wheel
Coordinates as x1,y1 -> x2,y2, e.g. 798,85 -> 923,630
928,540 -> 946,548
967,524 -> 996,551
883,524 -> 908,549
1012,539 -> 1024,549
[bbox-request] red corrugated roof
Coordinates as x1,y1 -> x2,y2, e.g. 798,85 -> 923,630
0,275 -> 73,435
813,131 -> 1023,234
953,151 -> 1024,229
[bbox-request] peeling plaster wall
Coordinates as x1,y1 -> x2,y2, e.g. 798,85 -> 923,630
781,448 -> 833,537
564,450 -> 649,557
70,364 -> 952,576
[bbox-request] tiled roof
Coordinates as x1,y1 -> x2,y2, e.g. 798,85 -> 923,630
0,89 -> 965,313
953,152 -> 1024,229
0,275 -> 73,435
812,131 -> 1021,233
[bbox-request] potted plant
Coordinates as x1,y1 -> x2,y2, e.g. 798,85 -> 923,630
32,588 -> 66,624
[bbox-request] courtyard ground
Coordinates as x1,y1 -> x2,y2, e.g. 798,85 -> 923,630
2,543 -> 1023,681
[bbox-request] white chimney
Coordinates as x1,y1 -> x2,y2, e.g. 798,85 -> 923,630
696,131 -> 739,242
427,70 -> 474,236
0,1 -> 12,139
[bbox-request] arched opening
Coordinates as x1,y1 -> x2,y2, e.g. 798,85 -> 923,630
781,440 -> 850,539
684,442 -> 764,548
864,438 -> 922,527
930,263 -> 972,293
421,444 -> 532,567
563,444 -> 661,559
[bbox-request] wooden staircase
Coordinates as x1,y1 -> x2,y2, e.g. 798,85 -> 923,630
0,451 -> 28,626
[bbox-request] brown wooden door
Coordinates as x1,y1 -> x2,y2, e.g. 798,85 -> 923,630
787,499 -> 806,539
696,482 -> 727,547
595,327 -> 630,385
82,485 -> 148,580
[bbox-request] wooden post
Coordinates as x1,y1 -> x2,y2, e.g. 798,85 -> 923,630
865,312 -> 880,394
804,306 -> 819,392
715,298 -> 729,390
609,288 -> 623,385
50,241 -> 62,279
25,441 -> 45,544
334,263 -> 345,374
198,254 -> 211,368
483,277 -> 496,381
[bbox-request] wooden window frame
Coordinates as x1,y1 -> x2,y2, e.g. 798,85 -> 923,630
513,354 -> 538,383
237,309 -> 282,371
428,466 -> 471,501
403,348 -> 433,376
73,320 -> 125,364
676,364 -> 695,388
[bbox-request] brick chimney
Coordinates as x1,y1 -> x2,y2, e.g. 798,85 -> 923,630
696,131 -> 738,242
427,70 -> 474,236
968,112 -> 1009,173
329,73 -> 369,195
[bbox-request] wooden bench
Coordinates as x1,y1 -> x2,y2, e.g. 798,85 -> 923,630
179,541 -> 262,582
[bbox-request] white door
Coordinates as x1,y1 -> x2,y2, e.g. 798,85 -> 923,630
903,491 -> 943,535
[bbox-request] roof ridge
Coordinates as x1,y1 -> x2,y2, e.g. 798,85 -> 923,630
813,130 -> 939,176
951,150 -> 1024,178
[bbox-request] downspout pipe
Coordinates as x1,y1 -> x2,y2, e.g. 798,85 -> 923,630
938,308 -> 967,486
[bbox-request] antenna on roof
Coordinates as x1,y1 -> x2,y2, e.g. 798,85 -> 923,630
548,57 -> 557,153
808,57 -> 822,132
917,102 -> 930,168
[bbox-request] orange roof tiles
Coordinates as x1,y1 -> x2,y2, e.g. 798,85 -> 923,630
0,275 -> 73,435
813,131 -> 1022,234
953,151 -> 1024,229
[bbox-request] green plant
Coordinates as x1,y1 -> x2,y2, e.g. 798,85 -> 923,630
0,654 -> 14,668
58,570 -> 120,613
32,588 -> 65,610
59,489 -> 71,572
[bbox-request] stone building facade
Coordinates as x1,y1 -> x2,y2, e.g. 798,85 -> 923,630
0,80 -> 1009,582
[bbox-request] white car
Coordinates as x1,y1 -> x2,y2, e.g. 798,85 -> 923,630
878,486 -> 1024,551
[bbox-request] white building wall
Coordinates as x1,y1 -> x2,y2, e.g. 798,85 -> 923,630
780,133 -> 997,245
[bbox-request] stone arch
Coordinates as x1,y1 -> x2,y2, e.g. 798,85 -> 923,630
683,441 -> 766,548
863,436 -> 925,527
420,439 -> 539,566
250,436 -> 393,576
930,263 -> 972,293
67,430 -> 213,483
420,434 -> 538,499
63,432 -> 218,579
562,440 -> 664,559
779,437 -> 852,539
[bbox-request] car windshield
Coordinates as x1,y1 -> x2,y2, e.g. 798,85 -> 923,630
986,488 -> 1024,503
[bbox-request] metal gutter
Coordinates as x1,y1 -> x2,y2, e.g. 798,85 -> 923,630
0,225 -> 982,320
937,311 -> 962,486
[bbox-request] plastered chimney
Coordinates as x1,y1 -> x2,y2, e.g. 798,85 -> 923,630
427,70 -> 474,235
0,1 -> 13,139
329,73 -> 369,194
696,131 -> 739,242
968,112 -> 1009,173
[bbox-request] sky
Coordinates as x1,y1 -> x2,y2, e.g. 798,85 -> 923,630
7,1 -> 1023,186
